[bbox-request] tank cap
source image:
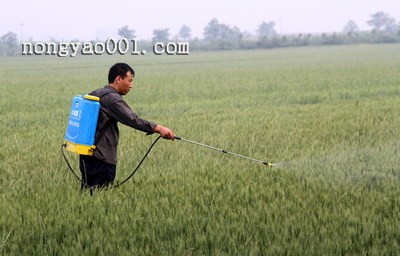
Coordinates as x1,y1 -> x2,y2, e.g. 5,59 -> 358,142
83,95 -> 100,101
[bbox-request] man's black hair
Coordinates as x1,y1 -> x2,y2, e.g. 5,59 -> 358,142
108,63 -> 135,83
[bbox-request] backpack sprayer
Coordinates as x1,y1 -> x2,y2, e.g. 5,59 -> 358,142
62,94 -> 274,189
63,94 -> 100,155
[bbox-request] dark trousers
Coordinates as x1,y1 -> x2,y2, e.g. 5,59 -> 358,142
79,155 -> 116,190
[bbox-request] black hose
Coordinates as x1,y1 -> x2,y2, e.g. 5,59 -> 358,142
61,135 -> 162,190
61,143 -> 83,182
112,135 -> 162,188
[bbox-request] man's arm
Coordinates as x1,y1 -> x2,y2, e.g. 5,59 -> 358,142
107,97 -> 175,140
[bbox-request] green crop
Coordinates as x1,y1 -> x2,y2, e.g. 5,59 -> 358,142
1,44 -> 399,255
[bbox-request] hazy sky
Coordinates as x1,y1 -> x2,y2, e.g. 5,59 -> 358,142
1,0 -> 400,41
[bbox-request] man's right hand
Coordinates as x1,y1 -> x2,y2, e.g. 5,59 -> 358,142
153,125 -> 175,140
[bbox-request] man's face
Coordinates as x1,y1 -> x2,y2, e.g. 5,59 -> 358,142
116,71 -> 134,95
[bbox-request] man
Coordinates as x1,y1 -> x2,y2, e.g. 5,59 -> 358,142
79,63 -> 174,191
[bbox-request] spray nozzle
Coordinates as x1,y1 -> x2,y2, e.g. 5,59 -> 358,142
263,162 -> 273,167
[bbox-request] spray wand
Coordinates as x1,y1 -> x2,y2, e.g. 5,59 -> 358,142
174,136 -> 273,167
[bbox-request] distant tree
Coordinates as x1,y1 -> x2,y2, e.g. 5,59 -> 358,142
257,21 -> 277,37
367,12 -> 396,33
178,25 -> 192,40
342,20 -> 360,35
384,18 -> 398,34
203,18 -> 242,49
398,22 -> 400,36
203,18 -> 221,41
0,31 -> 18,56
118,25 -> 136,38
152,29 -> 170,42
257,21 -> 279,48
230,26 -> 242,41
203,18 -> 241,41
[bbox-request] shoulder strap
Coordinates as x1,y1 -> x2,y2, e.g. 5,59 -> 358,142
94,90 -> 114,144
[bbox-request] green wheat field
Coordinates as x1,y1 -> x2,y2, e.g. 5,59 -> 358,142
1,44 -> 399,255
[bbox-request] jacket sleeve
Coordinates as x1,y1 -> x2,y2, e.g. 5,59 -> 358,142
106,96 -> 158,133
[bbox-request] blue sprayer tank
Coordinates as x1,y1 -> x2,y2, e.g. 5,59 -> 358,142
63,95 -> 100,155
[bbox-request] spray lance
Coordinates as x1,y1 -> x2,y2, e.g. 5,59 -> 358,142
174,136 -> 273,167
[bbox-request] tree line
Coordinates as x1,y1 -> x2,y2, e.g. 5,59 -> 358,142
1,11 -> 399,56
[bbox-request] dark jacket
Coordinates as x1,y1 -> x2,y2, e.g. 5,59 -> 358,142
90,85 -> 157,164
